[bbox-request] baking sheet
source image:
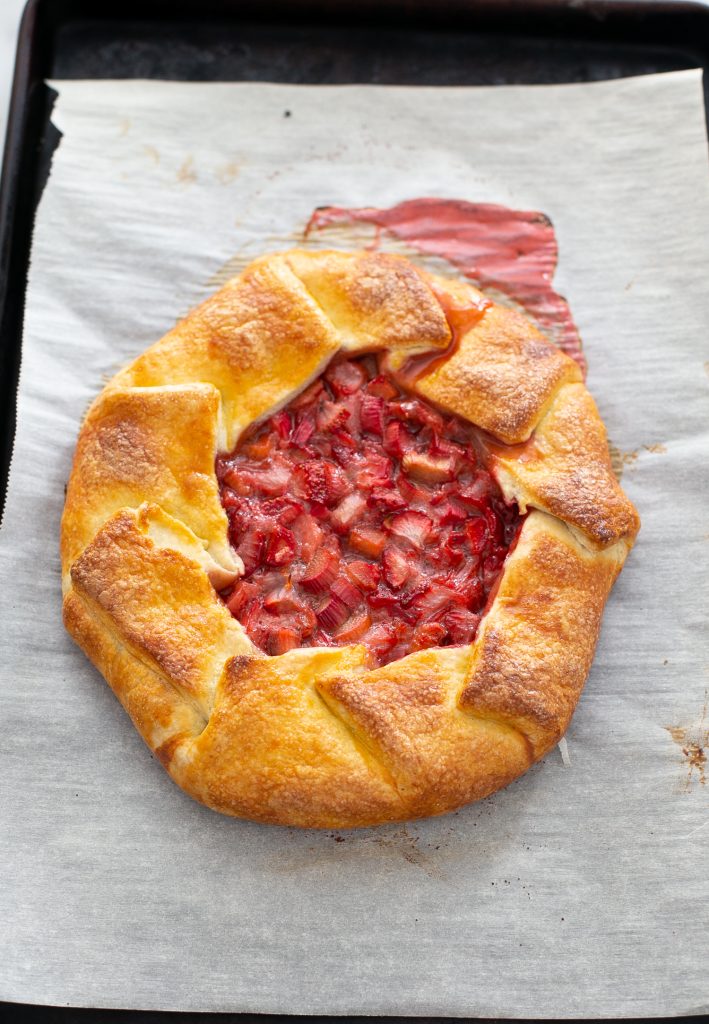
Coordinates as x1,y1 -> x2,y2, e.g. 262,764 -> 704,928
1,70 -> 708,1017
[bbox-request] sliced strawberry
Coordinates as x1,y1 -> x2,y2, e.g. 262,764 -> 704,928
367,375 -> 399,399
412,621 -> 447,651
485,506 -> 503,544
409,583 -> 458,621
317,400 -> 350,432
367,487 -> 407,513
330,492 -> 367,533
334,609 -> 372,644
225,581 -> 260,618
389,510 -> 433,549
444,607 -> 481,644
345,560 -> 382,592
237,526 -> 268,576
325,360 -> 367,396
260,496 -> 304,525
220,487 -> 242,511
264,525 -> 296,566
457,475 -> 494,508
465,516 -> 488,553
360,394 -> 385,436
382,545 -> 411,589
355,451 -> 394,489
366,584 -> 400,610
293,460 -> 350,506
382,420 -> 413,459
436,499 -> 466,525
402,450 -> 455,483
349,525 -> 387,557
361,622 -> 399,659
397,473 -> 431,506
291,513 -> 324,561
297,546 -> 340,594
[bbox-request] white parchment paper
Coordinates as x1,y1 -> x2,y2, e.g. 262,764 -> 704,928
1,71 -> 708,1016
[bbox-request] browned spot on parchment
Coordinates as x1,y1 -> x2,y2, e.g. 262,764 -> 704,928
215,161 -> 240,185
143,145 -> 160,165
665,694 -> 708,792
608,441 -> 666,480
177,156 -> 197,185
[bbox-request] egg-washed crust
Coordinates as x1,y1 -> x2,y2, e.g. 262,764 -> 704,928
61,248 -> 639,828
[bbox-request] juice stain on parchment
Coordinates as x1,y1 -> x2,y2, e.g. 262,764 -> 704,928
609,441 -> 667,481
664,693 -> 708,792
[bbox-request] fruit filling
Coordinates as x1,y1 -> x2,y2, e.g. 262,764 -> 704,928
216,356 -> 523,665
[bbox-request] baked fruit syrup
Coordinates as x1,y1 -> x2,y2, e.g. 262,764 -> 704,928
216,356 -> 523,665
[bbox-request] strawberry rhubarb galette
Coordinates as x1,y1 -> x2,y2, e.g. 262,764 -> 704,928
61,249 -> 639,827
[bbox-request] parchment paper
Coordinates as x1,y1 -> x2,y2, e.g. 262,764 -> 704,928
1,71 -> 708,1017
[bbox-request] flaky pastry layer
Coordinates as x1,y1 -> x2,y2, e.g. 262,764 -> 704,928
61,248 -> 639,827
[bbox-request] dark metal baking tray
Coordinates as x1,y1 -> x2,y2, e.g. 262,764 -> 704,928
1,0 -> 708,1019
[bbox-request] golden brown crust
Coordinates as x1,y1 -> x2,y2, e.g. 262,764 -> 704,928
460,512 -> 625,754
285,249 -> 451,354
413,302 -> 582,444
61,248 -> 640,827
488,383 -> 641,549
61,383 -> 237,579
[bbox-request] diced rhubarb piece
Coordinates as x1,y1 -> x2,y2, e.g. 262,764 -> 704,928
325,359 -> 367,396
412,621 -> 447,650
237,526 -> 267,576
360,394 -> 385,436
291,513 -> 324,561
291,378 -> 325,409
316,593 -> 350,630
382,420 -> 413,459
331,492 -> 368,533
345,559 -> 382,592
242,433 -> 277,460
389,398 -> 445,433
349,525 -> 387,557
269,410 -> 292,440
291,416 -> 315,447
389,510 -> 433,549
465,516 -> 488,553
268,626 -> 301,655
367,487 -> 407,513
297,546 -> 340,594
444,607 -> 481,645
264,525 -> 297,566
334,609 -> 372,644
382,545 -> 411,590
294,605 -> 318,637
263,584 -> 305,614
485,506 -> 503,544
402,450 -> 455,483
366,375 -> 399,399
331,575 -> 363,611
226,581 -> 260,618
